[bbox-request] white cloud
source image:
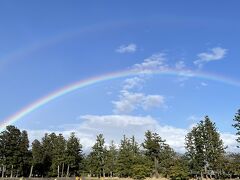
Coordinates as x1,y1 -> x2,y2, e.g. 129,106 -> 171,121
81,114 -> 156,127
27,129 -> 95,151
112,90 -> 165,114
71,114 -> 187,152
221,133 -> 239,152
123,77 -> 145,90
116,43 -> 137,53
142,95 -> 165,110
194,47 -> 227,67
133,53 -> 168,73
27,115 -> 238,153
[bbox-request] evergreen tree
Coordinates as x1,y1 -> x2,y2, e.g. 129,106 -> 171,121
19,130 -> 31,177
222,153 -> 240,178
142,130 -> 166,177
233,109 -> 240,147
90,134 -> 107,177
50,133 -> 66,177
168,157 -> 189,180
105,140 -> 118,177
0,126 -> 30,177
65,132 -> 83,176
158,144 -> 176,178
117,135 -> 134,177
117,135 -> 149,178
32,139 -> 44,176
41,133 -> 54,176
185,116 -> 225,178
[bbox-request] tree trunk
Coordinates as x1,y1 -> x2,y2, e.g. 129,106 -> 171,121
154,157 -> 159,178
16,170 -> 18,178
201,171 -> 203,180
61,163 -> 65,177
29,165 -> 33,178
103,168 -> 105,178
2,165 -> 4,178
66,165 -> 69,177
58,165 -> 60,178
10,165 -> 13,178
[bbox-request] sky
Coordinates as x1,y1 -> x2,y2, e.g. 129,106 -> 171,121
0,1 -> 240,153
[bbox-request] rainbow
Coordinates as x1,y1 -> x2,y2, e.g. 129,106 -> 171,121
0,68 -> 240,131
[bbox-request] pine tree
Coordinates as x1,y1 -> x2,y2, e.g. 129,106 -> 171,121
185,116 -> 225,178
90,134 -> 107,177
158,144 -> 176,178
41,133 -> 54,176
142,130 -> 166,177
105,140 -> 118,177
65,132 -> 83,176
19,130 -> 31,177
168,156 -> 189,180
233,109 -> 240,147
51,133 -> 66,177
0,126 -> 30,177
32,139 -> 44,176
117,135 -> 134,177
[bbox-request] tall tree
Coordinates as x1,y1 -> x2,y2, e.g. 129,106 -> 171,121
90,134 -> 107,177
117,135 -> 134,177
65,132 -> 83,176
0,126 -> 30,177
185,116 -> 225,178
105,140 -> 118,177
117,135 -> 147,178
50,133 -> 66,177
19,130 -> 31,177
41,133 -> 54,176
233,109 -> 240,147
158,144 -> 176,178
32,139 -> 44,176
142,130 -> 166,177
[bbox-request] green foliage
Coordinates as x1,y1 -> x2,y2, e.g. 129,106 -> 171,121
222,153 -> 240,177
142,130 -> 174,178
32,139 -> 44,176
116,135 -> 134,177
31,132 -> 83,177
132,164 -> 151,180
89,134 -> 107,177
185,116 -> 225,176
158,144 -> 176,177
66,132 -> 83,176
169,157 -> 189,180
105,140 -> 118,177
0,121 -> 239,179
0,125 -> 31,177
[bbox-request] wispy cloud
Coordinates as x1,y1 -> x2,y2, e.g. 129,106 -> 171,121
133,53 -> 168,73
194,47 -> 227,67
116,43 -> 137,53
112,90 -> 165,114
123,77 -> 145,90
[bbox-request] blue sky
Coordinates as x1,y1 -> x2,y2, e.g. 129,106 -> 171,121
0,1 -> 240,152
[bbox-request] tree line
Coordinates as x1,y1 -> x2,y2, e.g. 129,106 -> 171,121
0,110 -> 239,180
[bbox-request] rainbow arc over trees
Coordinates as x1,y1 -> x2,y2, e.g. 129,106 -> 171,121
0,69 -> 240,130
